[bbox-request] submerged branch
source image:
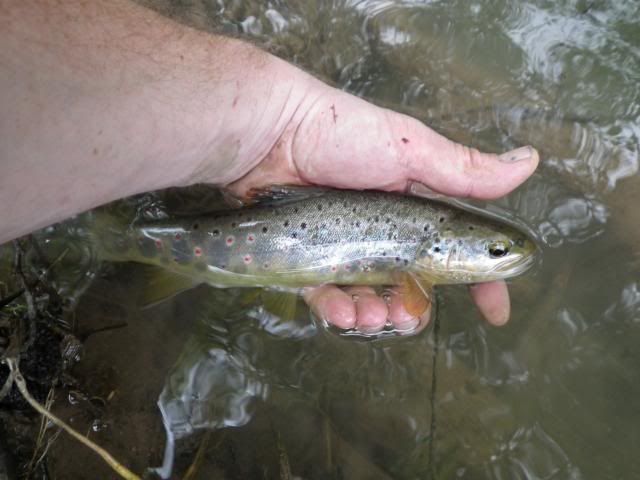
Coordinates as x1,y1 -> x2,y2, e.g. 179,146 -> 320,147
5,357 -> 141,480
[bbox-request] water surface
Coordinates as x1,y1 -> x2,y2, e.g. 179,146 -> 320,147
4,1 -> 640,478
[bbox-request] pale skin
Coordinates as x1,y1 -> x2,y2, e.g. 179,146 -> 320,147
0,1 -> 539,333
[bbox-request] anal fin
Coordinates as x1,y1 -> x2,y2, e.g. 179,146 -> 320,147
139,266 -> 200,308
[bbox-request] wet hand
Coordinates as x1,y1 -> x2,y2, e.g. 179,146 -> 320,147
228,80 -> 539,332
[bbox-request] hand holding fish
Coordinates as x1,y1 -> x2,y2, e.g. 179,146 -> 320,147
1,0 -> 539,334
221,82 -> 539,332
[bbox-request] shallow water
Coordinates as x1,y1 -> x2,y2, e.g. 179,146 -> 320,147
4,0 -> 640,478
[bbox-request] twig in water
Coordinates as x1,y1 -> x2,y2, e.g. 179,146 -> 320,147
5,357 -> 141,480
183,430 -> 212,480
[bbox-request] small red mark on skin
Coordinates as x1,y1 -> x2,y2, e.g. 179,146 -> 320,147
243,255 -> 252,264
194,247 -> 202,257
331,265 -> 338,273
175,233 -> 182,240
247,234 -> 255,243
155,239 -> 163,249
226,236 -> 235,246
401,137 -> 409,144
232,96 -> 239,108
330,104 -> 338,123
263,263 -> 269,269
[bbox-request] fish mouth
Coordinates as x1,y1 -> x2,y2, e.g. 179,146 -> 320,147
493,247 -> 540,279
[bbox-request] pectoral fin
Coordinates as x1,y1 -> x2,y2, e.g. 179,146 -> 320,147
401,273 -> 433,317
139,266 -> 199,308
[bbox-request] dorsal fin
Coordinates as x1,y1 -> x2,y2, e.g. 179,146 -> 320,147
224,185 -> 332,208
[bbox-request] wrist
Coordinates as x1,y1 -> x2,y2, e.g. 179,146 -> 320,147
184,38 -> 322,187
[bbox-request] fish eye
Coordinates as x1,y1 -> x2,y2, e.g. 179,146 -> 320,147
488,241 -> 510,258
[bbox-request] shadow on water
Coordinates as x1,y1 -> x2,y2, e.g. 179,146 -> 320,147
1,0 -> 639,478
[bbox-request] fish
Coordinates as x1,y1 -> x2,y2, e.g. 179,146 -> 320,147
90,187 -> 539,320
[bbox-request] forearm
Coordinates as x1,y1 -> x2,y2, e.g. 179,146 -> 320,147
0,0 -> 314,243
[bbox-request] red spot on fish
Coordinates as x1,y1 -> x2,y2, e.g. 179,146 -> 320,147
401,137 -> 409,144
243,255 -> 252,264
344,264 -> 351,271
247,234 -> 255,243
226,236 -> 235,246
331,265 -> 338,273
175,233 -> 182,240
194,247 -> 202,257
155,239 -> 163,249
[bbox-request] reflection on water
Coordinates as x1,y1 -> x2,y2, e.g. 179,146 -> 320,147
2,0 -> 639,478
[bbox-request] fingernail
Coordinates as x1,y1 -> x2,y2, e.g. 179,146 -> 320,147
395,318 -> 420,332
357,324 -> 384,335
499,146 -> 533,163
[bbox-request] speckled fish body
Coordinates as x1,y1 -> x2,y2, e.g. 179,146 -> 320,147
95,190 -> 537,289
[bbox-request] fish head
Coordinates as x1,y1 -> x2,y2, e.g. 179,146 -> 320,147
413,215 -> 539,284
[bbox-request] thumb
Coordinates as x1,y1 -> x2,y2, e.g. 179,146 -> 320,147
406,122 -> 540,199
290,91 -> 539,199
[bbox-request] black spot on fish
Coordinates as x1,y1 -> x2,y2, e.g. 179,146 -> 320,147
213,229 -> 220,236
171,238 -> 192,264
374,216 -> 379,222
300,222 -> 307,229
355,221 -> 360,227
395,256 -> 401,262
291,232 -> 297,239
382,251 -> 387,256
294,207 -> 299,213
231,222 -> 237,228
434,246 -> 441,253
262,226 -> 268,233
439,217 -> 445,223
424,225 -> 430,232
412,217 -> 417,223
335,218 -> 341,224
317,204 -> 323,211
193,223 -> 199,230
403,259 -> 409,266
284,220 -> 289,227
352,207 -> 357,214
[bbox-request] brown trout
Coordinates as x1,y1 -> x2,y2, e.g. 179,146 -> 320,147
91,188 -> 538,315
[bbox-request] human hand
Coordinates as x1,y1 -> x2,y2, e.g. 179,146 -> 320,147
224,79 -> 538,333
